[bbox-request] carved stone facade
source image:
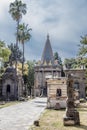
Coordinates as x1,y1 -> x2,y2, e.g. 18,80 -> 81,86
2,66 -> 24,100
34,35 -> 62,96
47,77 -> 67,109
34,35 -> 86,99
64,69 -> 86,98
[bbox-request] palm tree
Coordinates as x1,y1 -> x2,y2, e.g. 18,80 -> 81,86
8,43 -> 22,67
9,0 -> 26,46
9,0 -> 26,69
18,23 -> 32,75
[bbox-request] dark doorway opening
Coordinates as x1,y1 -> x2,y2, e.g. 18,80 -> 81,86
7,84 -> 11,93
74,82 -> 79,90
43,82 -> 47,97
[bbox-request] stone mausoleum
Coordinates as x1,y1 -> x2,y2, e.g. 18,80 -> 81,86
34,35 -> 62,96
34,34 -> 86,100
1,66 -> 24,100
64,69 -> 86,98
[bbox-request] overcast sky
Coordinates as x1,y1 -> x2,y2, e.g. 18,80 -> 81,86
0,0 -> 87,61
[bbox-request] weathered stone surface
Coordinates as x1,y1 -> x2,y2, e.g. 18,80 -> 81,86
34,35 -> 62,97
47,77 -> 67,109
64,69 -> 86,99
2,66 -> 24,100
63,74 -> 80,126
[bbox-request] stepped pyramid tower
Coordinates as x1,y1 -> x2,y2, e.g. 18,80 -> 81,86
41,34 -> 54,65
34,35 -> 62,97
34,34 -> 86,100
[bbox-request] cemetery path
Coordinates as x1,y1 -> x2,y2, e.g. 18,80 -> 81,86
0,97 -> 47,130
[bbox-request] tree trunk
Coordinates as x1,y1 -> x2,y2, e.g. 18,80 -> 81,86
15,20 -> 19,70
22,42 -> 24,75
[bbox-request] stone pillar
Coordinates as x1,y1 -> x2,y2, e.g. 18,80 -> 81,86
63,74 -> 80,126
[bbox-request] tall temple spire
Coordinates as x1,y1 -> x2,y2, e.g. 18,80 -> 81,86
47,33 -> 49,39
41,34 -> 54,65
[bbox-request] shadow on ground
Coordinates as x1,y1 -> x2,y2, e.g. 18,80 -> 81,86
34,101 -> 47,104
75,124 -> 87,130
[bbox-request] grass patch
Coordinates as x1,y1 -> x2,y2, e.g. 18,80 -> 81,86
29,107 -> 87,130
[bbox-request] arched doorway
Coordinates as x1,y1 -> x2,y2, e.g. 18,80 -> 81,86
74,82 -> 79,90
6,84 -> 11,100
74,82 -> 80,100
43,82 -> 47,96
7,84 -> 11,93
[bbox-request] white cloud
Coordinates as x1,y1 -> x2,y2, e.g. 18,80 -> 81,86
0,0 -> 87,61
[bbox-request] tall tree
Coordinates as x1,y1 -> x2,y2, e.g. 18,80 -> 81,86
54,52 -> 58,60
78,35 -> 87,68
54,52 -> 62,65
18,23 -> 32,75
9,0 -> 27,68
27,61 -> 34,95
8,43 -> 22,67
9,0 -> 26,46
78,35 -> 87,57
78,35 -> 87,96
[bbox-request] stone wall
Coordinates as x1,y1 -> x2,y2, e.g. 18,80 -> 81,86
64,69 -> 86,98
1,67 -> 24,101
34,65 -> 62,96
47,77 -> 67,109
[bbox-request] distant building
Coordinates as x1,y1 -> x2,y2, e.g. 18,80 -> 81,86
1,66 -> 24,100
64,69 -> 86,98
47,77 -> 67,109
34,35 -> 62,96
34,35 -> 86,99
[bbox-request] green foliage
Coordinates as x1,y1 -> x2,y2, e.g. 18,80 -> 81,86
27,61 -> 34,94
0,41 -> 10,76
17,23 -> 32,74
78,35 -> 87,96
64,58 -> 78,69
85,69 -> 87,96
18,23 -> 32,44
9,0 -> 27,46
1,48 -> 11,62
54,52 -> 62,65
78,35 -> 87,68
9,0 -> 26,22
0,40 -> 11,63
54,52 -> 58,60
21,60 -> 35,95
8,43 -> 23,66
23,74 -> 28,85
0,40 -> 5,49
9,0 -> 27,69
63,57 -> 85,69
78,35 -> 87,56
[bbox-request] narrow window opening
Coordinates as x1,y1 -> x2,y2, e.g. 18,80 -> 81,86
56,89 -> 62,97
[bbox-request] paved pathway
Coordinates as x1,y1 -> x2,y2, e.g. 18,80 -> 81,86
0,97 -> 47,130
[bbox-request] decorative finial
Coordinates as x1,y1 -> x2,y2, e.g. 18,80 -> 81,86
47,33 -> 49,39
